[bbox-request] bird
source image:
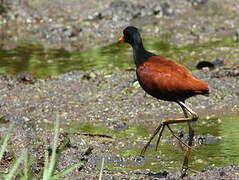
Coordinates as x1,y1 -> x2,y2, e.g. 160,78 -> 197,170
118,26 -> 209,177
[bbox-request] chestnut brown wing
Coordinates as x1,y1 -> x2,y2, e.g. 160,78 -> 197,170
137,56 -> 209,101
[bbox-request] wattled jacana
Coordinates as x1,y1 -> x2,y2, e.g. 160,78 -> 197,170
118,26 -> 209,176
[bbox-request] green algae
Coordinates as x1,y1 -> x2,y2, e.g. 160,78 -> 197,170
55,114 -> 239,173
116,126 -> 148,139
62,122 -> 113,136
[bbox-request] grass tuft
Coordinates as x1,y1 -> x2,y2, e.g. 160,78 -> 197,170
0,125 -> 14,161
1,113 -> 81,179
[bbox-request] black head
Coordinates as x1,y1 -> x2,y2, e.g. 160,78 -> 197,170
119,26 -> 143,47
118,26 -> 156,68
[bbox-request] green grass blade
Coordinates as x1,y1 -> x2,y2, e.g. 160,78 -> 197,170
23,149 -> 28,180
52,163 -> 82,179
23,149 -> 32,180
5,153 -> 24,180
54,133 -> 70,168
43,143 -> 49,179
0,125 -> 14,161
99,157 -> 104,180
48,113 -> 60,178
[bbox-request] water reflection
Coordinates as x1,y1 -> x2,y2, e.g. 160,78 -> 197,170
0,37 -> 237,78
0,43 -> 133,78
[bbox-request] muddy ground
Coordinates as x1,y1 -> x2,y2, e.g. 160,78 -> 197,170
0,0 -> 239,179
0,66 -> 239,179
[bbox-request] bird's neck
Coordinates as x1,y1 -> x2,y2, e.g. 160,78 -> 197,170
132,43 -> 155,68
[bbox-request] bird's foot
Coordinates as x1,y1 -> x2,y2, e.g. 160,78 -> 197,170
180,167 -> 188,178
140,123 -> 164,156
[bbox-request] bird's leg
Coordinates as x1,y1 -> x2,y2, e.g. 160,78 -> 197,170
140,101 -> 198,160
156,101 -> 198,177
178,101 -> 197,178
181,121 -> 194,177
162,101 -> 198,125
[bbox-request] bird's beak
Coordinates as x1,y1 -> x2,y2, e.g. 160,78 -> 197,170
118,36 -> 125,43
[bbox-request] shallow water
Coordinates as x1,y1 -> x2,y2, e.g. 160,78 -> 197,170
65,114 -> 239,173
0,37 -> 237,78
